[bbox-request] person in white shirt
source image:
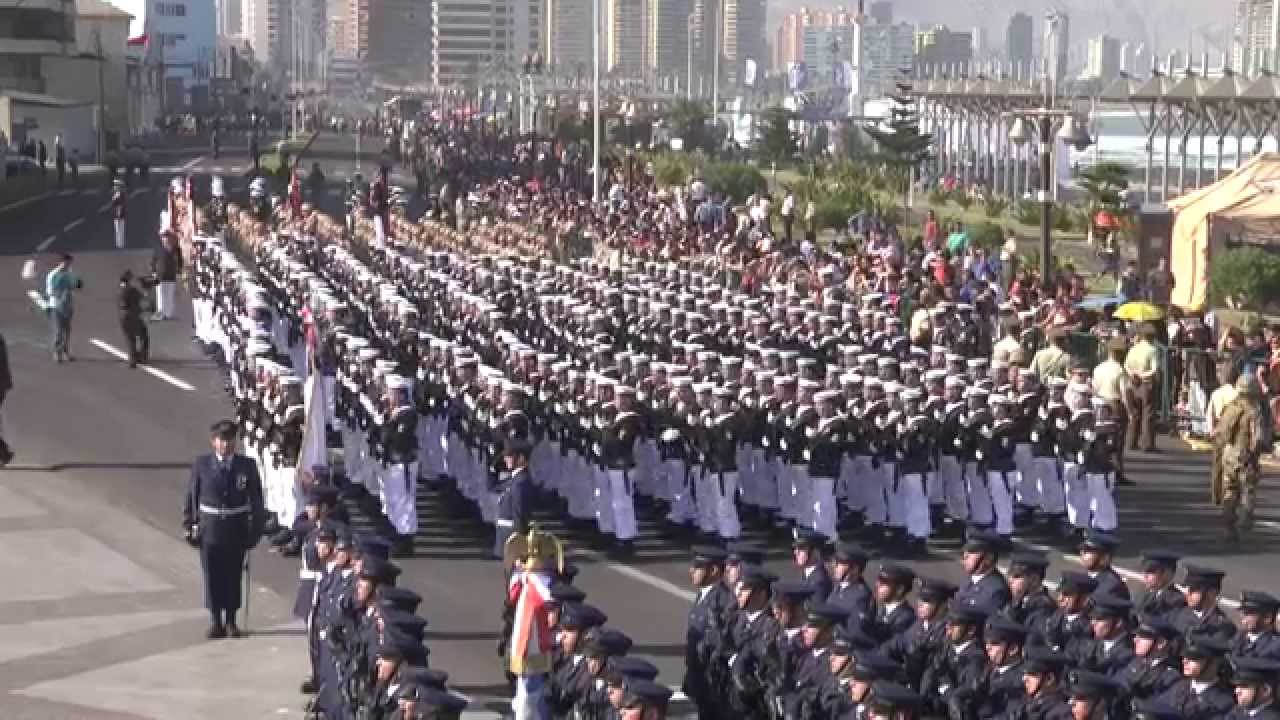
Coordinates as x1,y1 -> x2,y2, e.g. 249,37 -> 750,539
780,189 -> 796,242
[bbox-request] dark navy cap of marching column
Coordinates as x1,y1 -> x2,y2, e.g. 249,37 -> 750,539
1231,656 -> 1280,685
621,678 -> 674,709
549,583 -> 587,605
1007,550 -> 1050,576
1067,670 -> 1123,699
917,577 -> 958,603
791,528 -> 824,548
307,484 -> 341,506
607,656 -> 660,684
770,580 -> 815,605
359,557 -> 401,584
877,563 -> 916,588
399,667 -> 449,690
355,534 -> 393,561
1134,616 -> 1178,640
1182,633 -> 1230,660
1088,595 -> 1133,619
210,419 -> 238,438
1023,646 -> 1071,675
850,651 -> 903,682
1140,550 -> 1181,572
381,609 -> 428,641
805,601 -> 852,628
726,541 -> 766,565
1057,571 -> 1099,595
1183,565 -> 1226,589
1240,590 -> 1280,613
583,628 -> 633,657
985,617 -> 1029,644
832,624 -> 880,654
559,602 -> 608,630
866,682 -> 924,711
963,528 -> 1010,554
690,544 -> 728,567
377,586 -> 423,614
1078,530 -> 1120,553
832,541 -> 871,564
737,566 -> 777,591
946,600 -> 989,626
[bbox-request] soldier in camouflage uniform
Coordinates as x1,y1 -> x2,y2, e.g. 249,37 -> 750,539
1216,374 -> 1265,543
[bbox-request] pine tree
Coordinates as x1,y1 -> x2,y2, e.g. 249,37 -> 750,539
863,82 -> 932,171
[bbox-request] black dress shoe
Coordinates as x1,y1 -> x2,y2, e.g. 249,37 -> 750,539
300,678 -> 318,694
207,623 -> 227,639
227,623 -> 243,638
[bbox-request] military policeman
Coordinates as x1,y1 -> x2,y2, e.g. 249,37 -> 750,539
183,419 -> 267,638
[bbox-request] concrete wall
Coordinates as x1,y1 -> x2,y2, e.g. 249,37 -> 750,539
0,96 -> 97,158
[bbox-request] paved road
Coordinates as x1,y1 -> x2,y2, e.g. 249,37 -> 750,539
0,138 -> 1277,719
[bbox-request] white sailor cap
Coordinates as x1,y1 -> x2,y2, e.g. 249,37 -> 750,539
966,358 -> 988,369
842,373 -> 863,386
385,375 -> 412,390
671,376 -> 694,388
989,393 -> 1014,406
944,375 -> 967,388
877,357 -> 899,367
965,387 -> 990,399
246,340 -> 273,355
924,369 -> 948,382
863,378 -> 883,389
902,388 -> 925,401
1068,382 -> 1092,395
712,386 -> 734,399
1048,377 -> 1068,388
358,347 -> 382,361
883,381 -> 902,395
347,337 -> 370,349
375,360 -> 398,373
1090,397 -> 1109,409
991,360 -> 1009,371
815,390 -> 841,403
279,375 -> 304,386
857,353 -> 878,364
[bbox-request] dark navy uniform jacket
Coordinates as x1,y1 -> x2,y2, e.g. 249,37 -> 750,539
955,570 -> 1012,612
1232,630 -> 1280,661
183,453 -> 266,547
495,466 -> 531,531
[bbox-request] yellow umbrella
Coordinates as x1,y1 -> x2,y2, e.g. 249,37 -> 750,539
1113,301 -> 1164,322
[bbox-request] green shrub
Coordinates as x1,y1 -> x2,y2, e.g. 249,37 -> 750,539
953,193 -> 974,211
968,221 -> 1005,251
983,197 -> 1009,218
1051,205 -> 1079,232
1209,247 -> 1280,310
652,152 -> 692,187
705,162 -> 768,203
1014,199 -> 1041,226
928,189 -> 950,207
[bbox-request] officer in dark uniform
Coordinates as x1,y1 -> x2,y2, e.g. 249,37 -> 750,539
1117,616 -> 1182,702
1008,647 -> 1072,720
792,529 -> 833,601
724,566 -> 781,717
494,437 -> 532,558
919,601 -> 988,717
1004,551 -> 1057,636
1157,634 -> 1234,718
1079,595 -> 1135,675
1170,566 -> 1237,643
869,563 -> 917,643
978,617 -> 1029,718
183,419 -> 267,639
1235,591 -> 1280,661
1077,531 -> 1130,601
954,529 -> 1012,612
827,542 -> 873,630
1135,551 -> 1186,623
1228,657 -> 1280,720
684,545 -> 731,720
882,576 -> 953,688
1041,572 -> 1096,659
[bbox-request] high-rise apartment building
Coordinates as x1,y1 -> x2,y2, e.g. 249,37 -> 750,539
431,0 -> 541,86
217,0 -> 243,38
547,0 -> 593,71
608,0 -> 646,75
913,25 -> 972,73
1234,0 -> 1280,74
1043,10 -> 1068,90
244,0 -> 291,68
867,0 -> 890,25
721,0 -> 764,86
1005,12 -> 1033,79
862,21 -> 914,97
644,0 -> 688,79
1084,33 -> 1120,82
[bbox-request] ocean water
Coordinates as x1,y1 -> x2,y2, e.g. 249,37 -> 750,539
1075,110 -> 1271,170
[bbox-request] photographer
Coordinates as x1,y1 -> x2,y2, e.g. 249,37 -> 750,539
43,253 -> 82,363
118,271 -> 149,367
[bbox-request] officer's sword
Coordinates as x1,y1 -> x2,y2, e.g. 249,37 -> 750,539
243,554 -> 252,630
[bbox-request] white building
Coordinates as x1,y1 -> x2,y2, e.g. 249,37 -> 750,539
1084,33 -> 1120,82
1043,10 -> 1069,93
861,20 -> 913,99
1234,0 -> 1280,74
607,0 -> 644,75
644,0 -> 686,81
244,0 -> 290,71
547,0 -> 593,72
432,0 -> 541,86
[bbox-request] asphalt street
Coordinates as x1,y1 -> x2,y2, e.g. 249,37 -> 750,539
0,135 -> 1276,719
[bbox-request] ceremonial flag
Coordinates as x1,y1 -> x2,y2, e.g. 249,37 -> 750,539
507,571 -> 554,675
296,374 -> 329,483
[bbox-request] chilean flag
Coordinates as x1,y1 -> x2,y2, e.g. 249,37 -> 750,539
127,34 -> 149,47
507,570 -> 554,674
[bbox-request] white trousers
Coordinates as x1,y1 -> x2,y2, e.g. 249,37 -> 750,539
899,472 -> 932,540
810,475 -> 838,540
964,462 -> 994,527
939,455 -> 967,521
663,458 -> 696,523
987,470 -> 1015,536
566,452 -> 594,520
1064,462 -> 1090,529
114,218 -> 126,249
156,281 -> 176,318
1036,457 -> 1067,515
593,467 -> 616,535
864,460 -> 889,525
1013,444 -> 1039,508
607,469 -> 638,540
787,464 -> 812,527
694,466 -> 719,534
380,461 -> 419,534
714,471 -> 741,539
1086,471 -> 1118,531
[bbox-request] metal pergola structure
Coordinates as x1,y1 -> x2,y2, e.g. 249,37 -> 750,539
907,58 -> 1280,204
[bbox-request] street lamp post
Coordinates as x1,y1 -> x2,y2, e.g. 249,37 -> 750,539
1007,108 -> 1093,285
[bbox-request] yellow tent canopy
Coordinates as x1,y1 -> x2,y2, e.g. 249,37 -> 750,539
1169,153 -> 1280,310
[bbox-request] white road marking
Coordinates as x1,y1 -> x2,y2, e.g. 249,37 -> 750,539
0,191 -> 54,214
129,188 -> 146,198
58,189 -> 75,196
62,218 -> 84,232
98,202 -> 112,212
36,235 -> 58,251
571,547 -> 695,602
178,155 -> 206,173
89,338 -> 196,391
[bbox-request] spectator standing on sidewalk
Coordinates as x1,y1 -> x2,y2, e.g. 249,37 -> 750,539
37,140 -> 47,175
151,230 -> 182,320
43,253 -> 82,363
54,135 -> 65,188
1125,323 -> 1161,452
69,149 -> 79,189
111,179 -> 128,248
